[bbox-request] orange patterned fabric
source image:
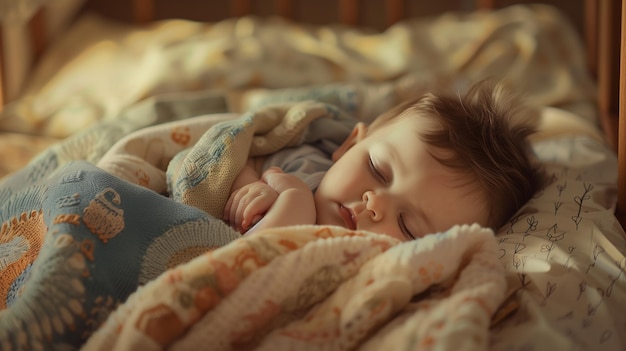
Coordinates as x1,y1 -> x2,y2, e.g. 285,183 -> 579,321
83,224 -> 505,351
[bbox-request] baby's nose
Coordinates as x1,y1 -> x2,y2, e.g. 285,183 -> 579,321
363,191 -> 387,221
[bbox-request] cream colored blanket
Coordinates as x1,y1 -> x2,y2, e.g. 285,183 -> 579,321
83,223 -> 503,351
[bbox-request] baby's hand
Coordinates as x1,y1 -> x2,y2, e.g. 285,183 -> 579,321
225,167 -> 313,234
224,177 -> 278,234
260,167 -> 310,193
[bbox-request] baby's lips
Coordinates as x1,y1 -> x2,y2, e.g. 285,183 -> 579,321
339,205 -> 357,230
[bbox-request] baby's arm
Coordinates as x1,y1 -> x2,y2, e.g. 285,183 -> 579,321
225,167 -> 316,234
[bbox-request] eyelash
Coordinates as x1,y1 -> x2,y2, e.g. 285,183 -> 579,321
398,215 -> 416,240
368,156 -> 387,183
369,156 -> 416,240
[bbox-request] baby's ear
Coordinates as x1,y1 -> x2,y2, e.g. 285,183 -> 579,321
332,123 -> 367,161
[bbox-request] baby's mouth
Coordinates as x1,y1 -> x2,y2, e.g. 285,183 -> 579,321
338,204 -> 356,230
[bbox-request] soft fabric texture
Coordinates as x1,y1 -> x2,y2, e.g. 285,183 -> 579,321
0,100 -> 505,350
0,4 -> 595,139
260,143 -> 334,191
2,4 -> 626,351
166,101 -> 353,218
82,223 -> 503,351
0,161 -> 240,348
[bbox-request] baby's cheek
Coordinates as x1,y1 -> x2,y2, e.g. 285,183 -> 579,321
370,223 -> 405,242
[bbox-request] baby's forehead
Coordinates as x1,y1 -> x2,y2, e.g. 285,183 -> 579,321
368,114 -> 425,138
420,143 -> 489,203
384,124 -> 488,200
388,110 -> 440,133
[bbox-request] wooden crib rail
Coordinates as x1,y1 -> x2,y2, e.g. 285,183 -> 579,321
588,0 -> 626,226
0,26 -> 4,108
130,0 -> 475,26
101,0 -> 486,27
618,0 -> 626,225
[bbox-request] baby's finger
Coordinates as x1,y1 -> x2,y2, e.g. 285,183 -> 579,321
261,167 -> 283,181
265,166 -> 283,173
229,191 -> 247,231
235,195 -> 252,232
250,215 -> 263,228
240,196 -> 258,230
241,195 -> 272,229
238,191 -> 265,232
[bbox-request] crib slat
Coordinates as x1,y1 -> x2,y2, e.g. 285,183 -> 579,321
340,0 -> 359,25
274,0 -> 294,19
618,0 -> 626,227
133,0 -> 155,23
598,0 -> 620,149
476,0 -> 496,9
0,26 -> 4,108
585,0 -> 599,79
28,8 -> 47,63
232,0 -> 252,17
386,0 -> 404,26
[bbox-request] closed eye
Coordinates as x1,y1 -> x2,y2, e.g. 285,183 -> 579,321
398,215 -> 417,240
368,156 -> 387,183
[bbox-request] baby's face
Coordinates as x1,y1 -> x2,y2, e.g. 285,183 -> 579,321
314,118 -> 489,241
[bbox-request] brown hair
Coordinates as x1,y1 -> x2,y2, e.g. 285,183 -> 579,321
367,80 -> 546,230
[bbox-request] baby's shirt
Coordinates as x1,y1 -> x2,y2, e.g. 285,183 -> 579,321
260,143 -> 333,191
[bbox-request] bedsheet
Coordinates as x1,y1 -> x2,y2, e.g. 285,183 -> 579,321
0,132 -> 60,177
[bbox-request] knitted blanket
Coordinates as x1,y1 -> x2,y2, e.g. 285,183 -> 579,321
83,224 -> 503,351
0,100 -> 506,350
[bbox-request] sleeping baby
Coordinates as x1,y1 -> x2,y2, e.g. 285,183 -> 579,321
224,80 -> 546,240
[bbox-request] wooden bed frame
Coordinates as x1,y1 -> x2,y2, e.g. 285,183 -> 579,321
0,0 -> 624,227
